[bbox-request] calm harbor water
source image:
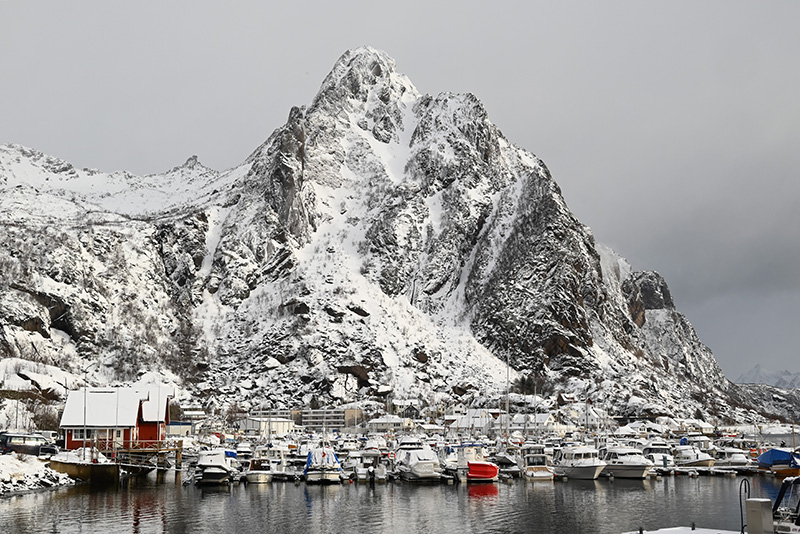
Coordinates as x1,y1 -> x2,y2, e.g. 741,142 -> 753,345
0,472 -> 787,534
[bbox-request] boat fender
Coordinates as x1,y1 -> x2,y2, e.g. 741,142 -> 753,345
388,452 -> 395,460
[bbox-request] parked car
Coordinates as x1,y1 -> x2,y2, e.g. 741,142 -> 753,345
0,432 -> 52,455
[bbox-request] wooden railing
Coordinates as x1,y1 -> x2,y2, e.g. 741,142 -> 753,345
93,439 -> 183,454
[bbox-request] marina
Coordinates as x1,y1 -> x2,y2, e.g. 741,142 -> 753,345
0,464 -> 795,533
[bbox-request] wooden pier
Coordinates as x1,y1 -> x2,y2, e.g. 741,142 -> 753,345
101,439 -> 184,474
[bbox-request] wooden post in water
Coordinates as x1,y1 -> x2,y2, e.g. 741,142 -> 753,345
175,440 -> 183,481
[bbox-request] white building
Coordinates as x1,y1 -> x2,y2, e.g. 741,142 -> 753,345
242,416 -> 294,437
367,415 -> 413,433
448,409 -> 496,437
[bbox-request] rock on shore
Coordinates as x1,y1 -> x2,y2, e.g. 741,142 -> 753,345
0,454 -> 74,495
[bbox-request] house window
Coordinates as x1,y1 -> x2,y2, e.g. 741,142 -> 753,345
116,430 -> 121,438
73,429 -> 86,440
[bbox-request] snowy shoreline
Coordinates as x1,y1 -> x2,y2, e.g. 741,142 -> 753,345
0,454 -> 75,496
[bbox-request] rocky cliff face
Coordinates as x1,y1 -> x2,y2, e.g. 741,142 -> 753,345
0,47 -> 793,422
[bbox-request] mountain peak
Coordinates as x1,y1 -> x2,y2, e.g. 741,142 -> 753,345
310,46 -> 420,121
321,46 -> 397,90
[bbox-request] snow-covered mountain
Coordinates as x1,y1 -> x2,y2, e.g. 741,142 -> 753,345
1,46 -> 797,424
738,365 -> 800,389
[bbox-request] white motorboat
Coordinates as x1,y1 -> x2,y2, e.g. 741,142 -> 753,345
685,434 -> 717,457
244,458 -> 272,483
392,437 -> 441,482
521,444 -> 555,481
553,445 -> 607,480
343,449 -> 387,482
243,446 -> 273,483
600,445 -> 653,479
262,444 -> 293,480
396,447 -> 442,482
303,445 -> 342,484
673,445 -> 715,468
195,448 -> 237,485
236,441 -> 254,463
642,439 -> 676,469
713,446 -> 751,468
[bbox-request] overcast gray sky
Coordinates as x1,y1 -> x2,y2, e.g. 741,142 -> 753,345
2,1 -> 798,380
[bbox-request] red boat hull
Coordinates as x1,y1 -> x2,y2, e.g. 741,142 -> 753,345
467,461 -> 499,481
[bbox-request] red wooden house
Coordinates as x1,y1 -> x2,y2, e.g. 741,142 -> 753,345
60,386 -> 174,451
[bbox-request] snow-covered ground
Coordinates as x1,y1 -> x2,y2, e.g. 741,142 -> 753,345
0,454 -> 74,495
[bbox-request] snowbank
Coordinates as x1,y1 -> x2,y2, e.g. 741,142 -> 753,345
0,454 -> 74,495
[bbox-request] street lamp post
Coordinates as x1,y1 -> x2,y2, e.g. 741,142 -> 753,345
81,362 -> 96,461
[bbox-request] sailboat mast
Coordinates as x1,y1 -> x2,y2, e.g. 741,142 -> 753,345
505,355 -> 510,439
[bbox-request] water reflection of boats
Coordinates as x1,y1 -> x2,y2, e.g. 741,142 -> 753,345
468,482 -> 499,498
621,476 -> 800,534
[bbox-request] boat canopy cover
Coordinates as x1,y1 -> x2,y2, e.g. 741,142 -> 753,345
757,448 -> 798,468
305,447 -> 341,473
408,448 -> 439,463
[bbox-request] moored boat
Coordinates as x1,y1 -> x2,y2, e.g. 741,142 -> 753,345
600,445 -> 653,479
392,437 -> 441,483
553,445 -> 606,480
48,447 -> 119,483
713,446 -> 752,468
244,457 -> 272,484
304,445 -> 342,484
451,443 -> 499,483
521,444 -> 555,481
757,447 -> 800,477
672,445 -> 715,468
195,448 -> 237,485
396,448 -> 442,482
343,449 -> 388,482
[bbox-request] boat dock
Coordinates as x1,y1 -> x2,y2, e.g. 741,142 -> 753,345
111,440 -> 183,474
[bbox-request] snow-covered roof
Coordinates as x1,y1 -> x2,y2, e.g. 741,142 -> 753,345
60,388 -> 148,428
368,415 -> 407,425
140,386 -> 174,423
511,413 -> 555,425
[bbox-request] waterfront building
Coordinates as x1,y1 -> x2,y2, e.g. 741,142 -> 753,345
59,386 -> 173,450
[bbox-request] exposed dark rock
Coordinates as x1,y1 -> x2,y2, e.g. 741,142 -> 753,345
347,304 -> 370,317
337,364 -> 371,388
281,299 -> 310,315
